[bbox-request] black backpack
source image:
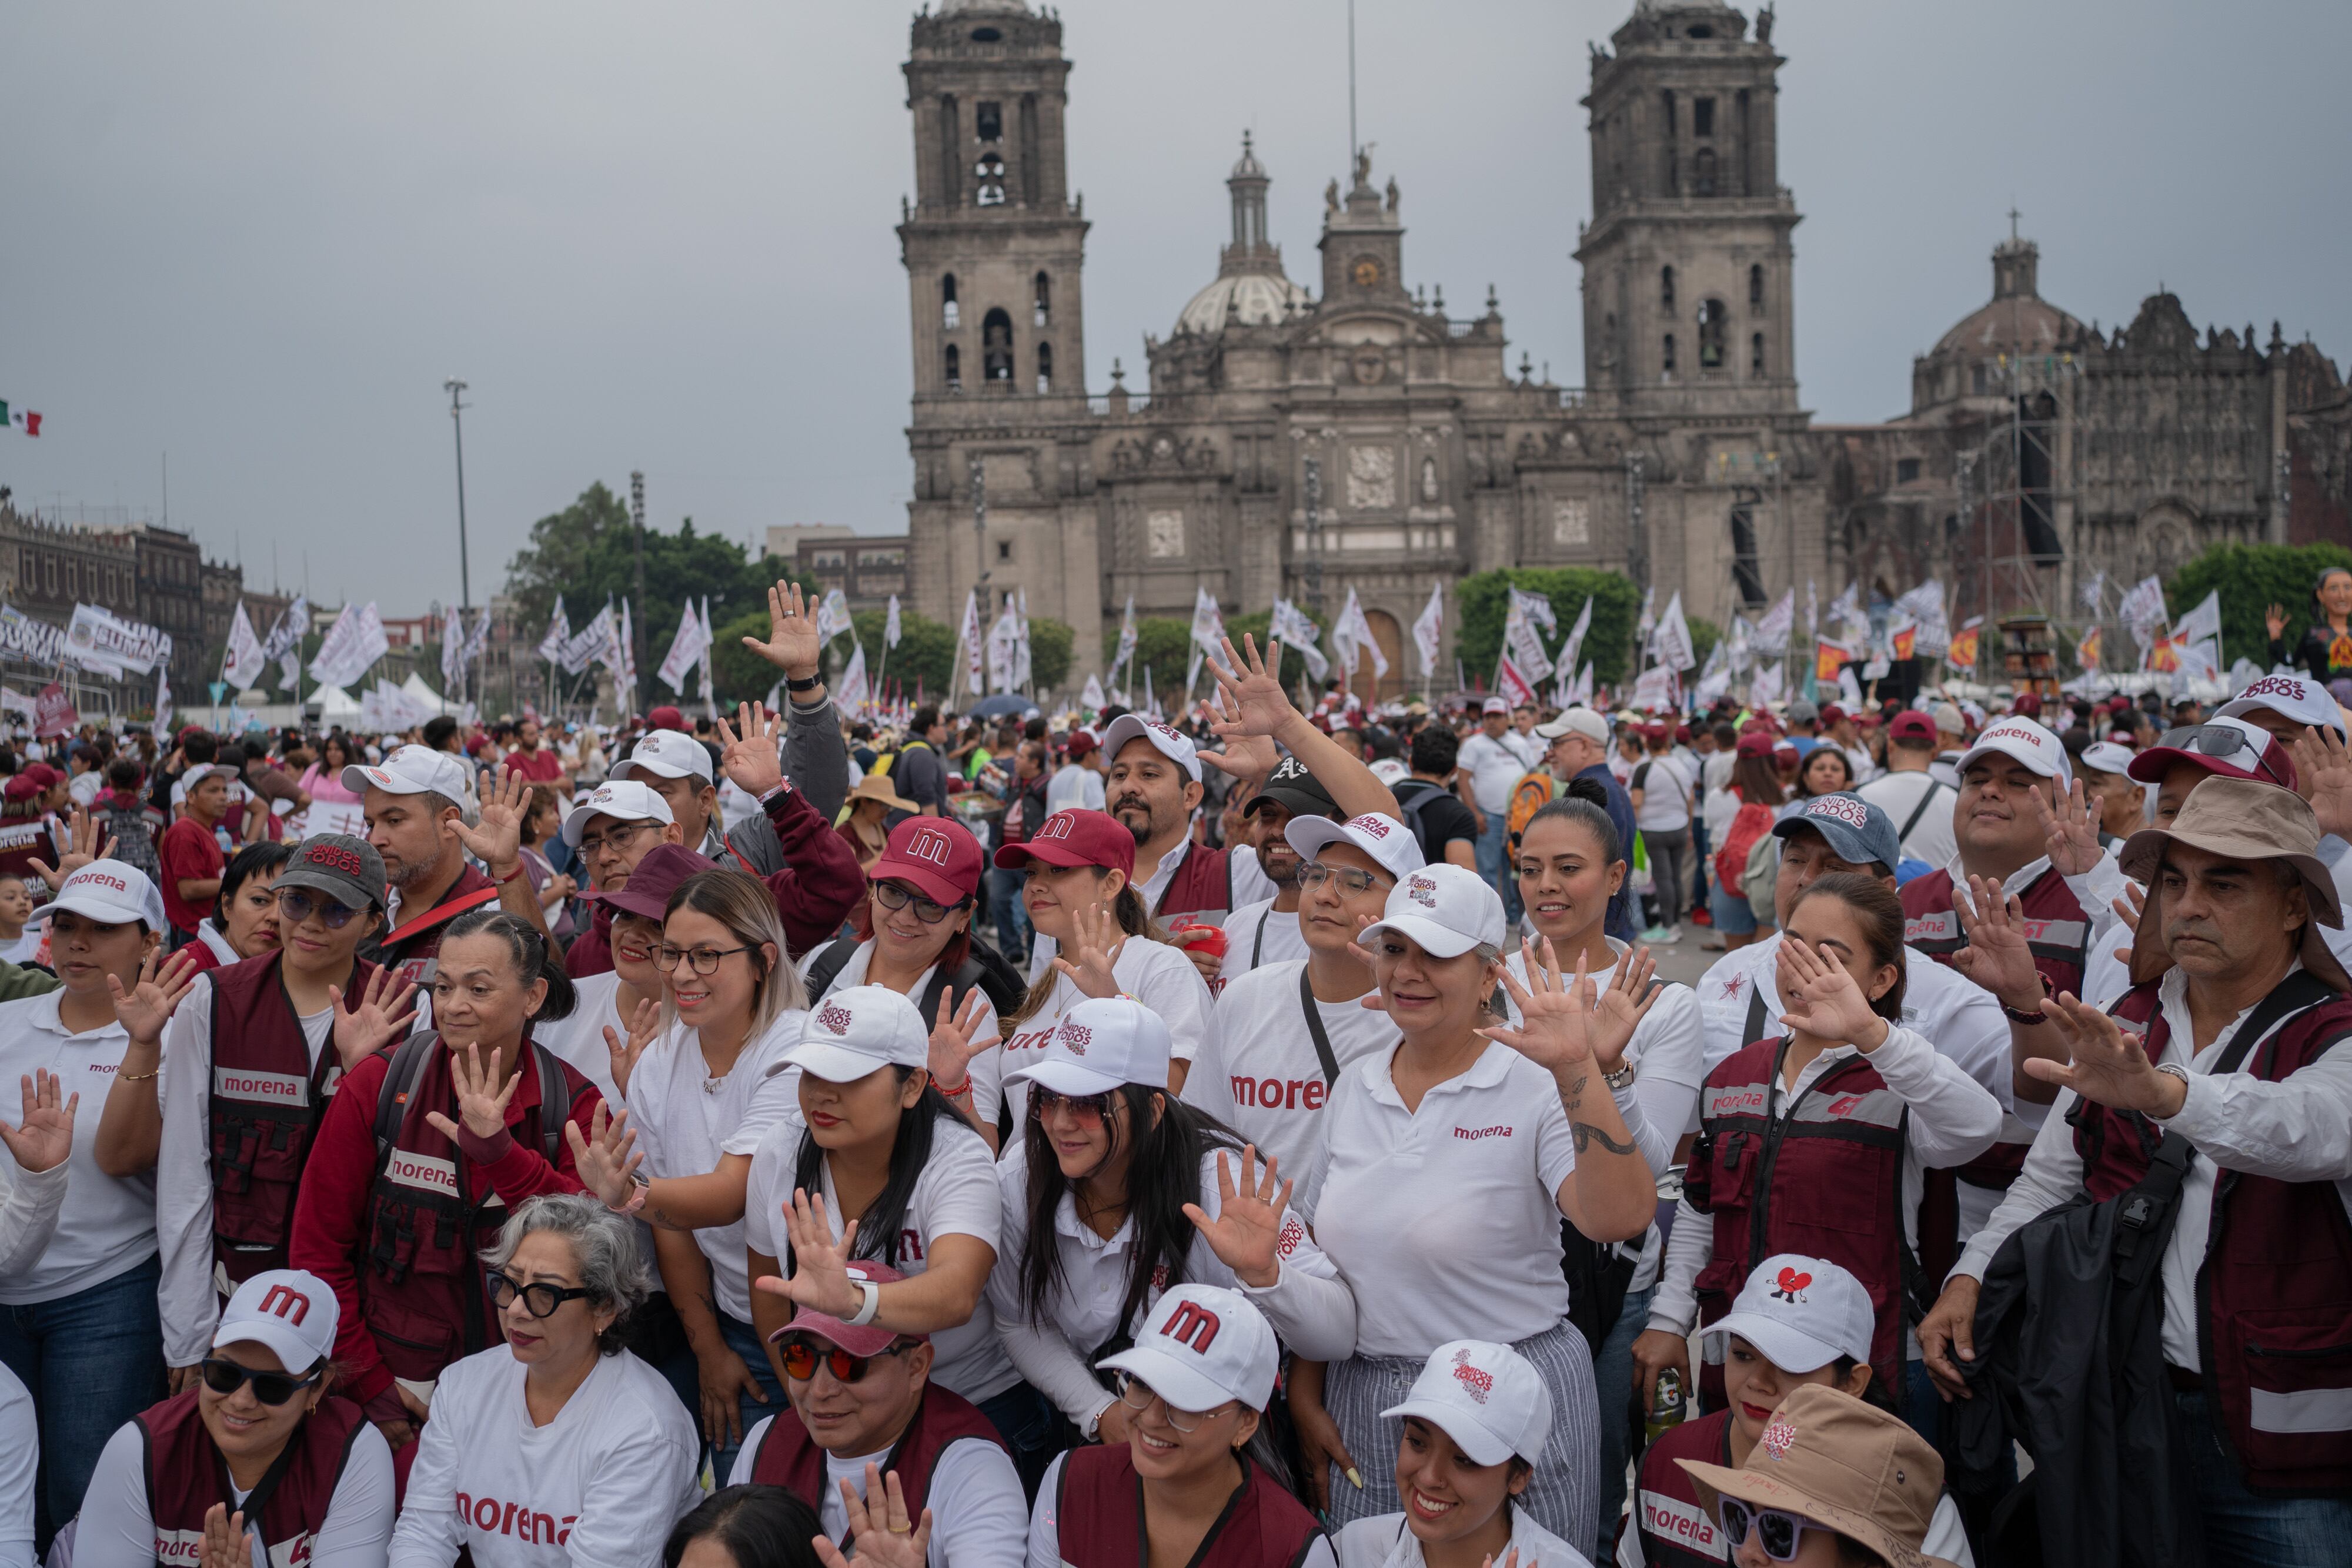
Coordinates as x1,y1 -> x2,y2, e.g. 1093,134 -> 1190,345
1390,778 -> 1448,863
370,1031 -> 568,1168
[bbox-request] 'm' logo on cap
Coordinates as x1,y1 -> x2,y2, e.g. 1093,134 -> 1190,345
817,1004 -> 854,1035
1035,813 -> 1077,841
1450,1347 -> 1494,1403
1160,1298 -> 1221,1352
259,1284 -> 311,1323
903,829 -> 953,865
1350,815 -> 1389,838
1057,1021 -> 1091,1055
1806,795 -> 1870,830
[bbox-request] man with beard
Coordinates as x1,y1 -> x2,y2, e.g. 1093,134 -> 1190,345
1215,756 -> 1342,986
346,745 -> 552,992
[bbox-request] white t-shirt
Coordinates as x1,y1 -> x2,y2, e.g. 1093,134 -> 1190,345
75,1416 -> 396,1568
1339,1504 -> 1591,1568
1856,771 -> 1958,870
625,1010 -> 807,1322
0,932 -> 39,969
1181,960 -> 1396,1178
1217,899 -> 1308,982
997,939 -> 1211,1129
155,972 -> 338,1365
731,1415 -> 1030,1568
1456,734 -> 1526,815
1630,754 -> 1693,833
744,1113 -> 1018,1404
1045,764 -> 1105,815
533,969 -> 630,1110
0,1365 -> 28,1568
1299,1041 -> 1579,1359
799,939 -> 1003,1129
0,992 -> 155,1305
387,1345 -> 700,1568
1030,1451 -> 1340,1568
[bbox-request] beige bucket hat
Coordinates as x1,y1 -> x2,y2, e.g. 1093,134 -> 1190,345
2117,775 -> 2349,991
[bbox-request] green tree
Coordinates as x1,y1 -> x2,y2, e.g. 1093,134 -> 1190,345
2168,541 -> 2352,669
1102,618 -> 1198,708
1457,569 -> 1645,689
1687,616 -> 1722,670
1027,618 -> 1074,693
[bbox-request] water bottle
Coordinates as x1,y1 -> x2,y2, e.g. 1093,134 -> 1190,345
1645,1367 -> 1686,1445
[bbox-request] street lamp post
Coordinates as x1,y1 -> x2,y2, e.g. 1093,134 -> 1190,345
444,377 -> 471,706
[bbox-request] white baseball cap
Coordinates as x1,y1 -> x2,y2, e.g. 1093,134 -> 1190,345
560,780 -> 676,847
1931,702 -> 1966,737
1098,1283 -> 1279,1413
51,861 -> 167,932
2219,673 -> 2350,741
612,728 -> 714,783
1368,757 -> 1410,786
344,744 -> 471,803
1481,697 -> 1511,716
1287,811 -> 1426,882
1535,707 -> 1609,744
1006,994 -> 1170,1097
2078,741 -> 2139,779
1101,714 -> 1201,783
212,1268 -> 340,1371
1955,716 -> 2071,787
1380,1339 -> 1554,1467
1357,862 -> 1505,960
783,984 -> 930,1084
1702,1253 -> 1873,1376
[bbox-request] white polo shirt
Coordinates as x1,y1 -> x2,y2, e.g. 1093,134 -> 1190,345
1341,1504 -> 1590,1568
1299,1041 -> 1585,1359
75,1417 -> 396,1568
1181,959 -> 1396,1178
997,939 -> 1211,1129
799,938 -> 1003,1129
733,1413 -> 1030,1568
744,1112 -> 1018,1405
1217,898 -> 1308,982
0,992 -> 156,1305
386,1345 -> 700,1568
1456,733 -> 1526,815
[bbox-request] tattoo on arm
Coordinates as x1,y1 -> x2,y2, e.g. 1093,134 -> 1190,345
1571,1121 -> 1639,1157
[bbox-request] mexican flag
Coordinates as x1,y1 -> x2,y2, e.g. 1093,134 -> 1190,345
0,402 -> 40,437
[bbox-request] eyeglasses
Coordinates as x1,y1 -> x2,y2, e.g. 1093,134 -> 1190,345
774,1334 -> 913,1383
1114,1370 -> 1222,1433
577,821 -> 656,859
275,888 -> 362,929
1299,862 -> 1387,896
485,1270 -> 595,1319
874,880 -> 965,924
198,1358 -> 323,1407
1030,1087 -> 1117,1125
2156,725 -> 2289,785
1715,1499 -> 1827,1562
656,944 -> 754,975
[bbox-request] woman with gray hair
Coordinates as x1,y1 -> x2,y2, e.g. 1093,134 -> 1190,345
387,1192 -> 701,1568
1284,862 -> 1658,1550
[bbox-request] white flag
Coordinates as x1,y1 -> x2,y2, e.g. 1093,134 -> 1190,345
1143,666 -> 1157,720
1013,587 -> 1033,691
1271,599 -> 1331,681
657,599 -> 710,694
310,602 -> 388,687
1189,587 -> 1225,651
885,594 -> 903,650
616,599 -> 637,710
1648,591 -> 1696,671
153,665 -> 173,737
1508,587 -> 1558,634
1411,584 -> 1444,678
1750,661 -> 1785,707
1331,588 -> 1387,681
537,596 -> 570,665
2117,575 -> 2169,649
1726,614 -> 1753,674
837,642 -> 869,710
1494,652 -> 1538,708
958,590 -> 985,701
465,607 -> 492,664
1753,589 -> 1796,657
1805,580 -> 1819,640
2080,570 -> 2108,616
2171,589 -> 2223,648
440,603 -> 467,690
816,588 -> 852,646
1636,587 -> 1657,641
1081,673 -> 1106,712
697,598 -> 717,718
1558,597 -> 1593,677
220,603 -> 266,690
1569,662 -> 1594,708
987,603 -> 1021,694
1826,582 -> 1863,640
1110,595 -> 1138,684
1505,596 -> 1554,681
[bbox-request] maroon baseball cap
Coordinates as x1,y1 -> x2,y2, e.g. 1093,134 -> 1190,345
1887,710 -> 1936,744
2126,716 -> 2298,791
582,842 -> 706,922
1066,729 -> 1098,757
873,817 -> 983,906
1736,731 -> 1776,758
1819,703 -> 1848,725
647,705 -> 688,733
2012,693 -> 2043,718
993,807 -> 1136,878
767,1260 -> 923,1358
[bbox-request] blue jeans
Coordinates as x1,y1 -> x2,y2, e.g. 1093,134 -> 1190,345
976,1380 -> 1061,1503
715,1310 -> 790,1487
985,865 -> 1033,967
1476,810 -> 1522,927
1593,1283 -> 1656,1563
0,1253 -> 168,1549
2176,1388 -> 2352,1566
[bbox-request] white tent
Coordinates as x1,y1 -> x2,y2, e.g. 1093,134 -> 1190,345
401,673 -> 453,714
310,684 -> 361,721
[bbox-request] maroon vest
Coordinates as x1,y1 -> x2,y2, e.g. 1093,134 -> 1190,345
135,1386 -> 368,1564
2073,977 -> 2352,1495
1634,1409 -> 1735,1567
1686,1038 -> 1912,1395
361,1033 -> 587,1382
207,952 -> 379,1284
1054,1445 -> 1322,1568
750,1384 -> 1005,1539
1156,841 -> 1235,919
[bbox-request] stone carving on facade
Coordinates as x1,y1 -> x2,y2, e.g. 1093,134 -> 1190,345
1347,445 -> 1397,510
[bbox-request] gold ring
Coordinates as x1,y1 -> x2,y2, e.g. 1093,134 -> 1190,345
887,1524 -> 914,1534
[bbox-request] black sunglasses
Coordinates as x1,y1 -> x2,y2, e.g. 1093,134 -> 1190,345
275,888 -> 362,929
2156,724 -> 2290,785
485,1269 -> 595,1319
874,880 -> 966,924
774,1334 -> 913,1383
199,1357 -> 322,1407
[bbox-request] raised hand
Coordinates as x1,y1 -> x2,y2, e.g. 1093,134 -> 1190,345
2020,992 -> 2180,1115
2029,777 -> 2103,877
1198,634 -> 1289,781
716,701 -> 786,797
563,1100 -> 644,1209
423,1044 -> 519,1143
753,1188 -> 863,1318
1951,874 -> 2045,1012
2267,603 -> 2290,641
29,807 -> 114,890
602,995 -> 663,1098
451,770 -> 529,878
1776,936 -> 1889,1049
328,967 -> 418,1072
2291,724 -> 2352,841
810,1466 -> 933,1568
0,1071 -> 76,1174
1182,1145 -> 1294,1289
1592,944 -> 1663,1071
1481,937 -> 1601,1077
1050,897 -> 1126,999
107,948 -> 203,1047
2107,883 -> 2145,967
927,987 -> 995,1095
741,580 -> 823,680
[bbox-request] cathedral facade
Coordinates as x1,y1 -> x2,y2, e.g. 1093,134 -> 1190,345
897,0 -> 2345,694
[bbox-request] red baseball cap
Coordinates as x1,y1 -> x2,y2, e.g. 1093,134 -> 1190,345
873,817 -> 983,906
993,807 -> 1136,878
1065,729 -> 1098,757
2012,693 -> 2043,718
1819,704 -> 1848,725
647,705 -> 688,733
2126,716 -> 2298,791
1887,710 -> 1936,744
1736,731 -> 1776,758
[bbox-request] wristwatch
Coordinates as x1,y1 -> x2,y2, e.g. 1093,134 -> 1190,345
1603,1063 -> 1638,1092
2153,1061 -> 2191,1115
786,673 -> 821,693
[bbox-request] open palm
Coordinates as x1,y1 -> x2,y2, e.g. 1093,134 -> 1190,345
108,948 -> 202,1046
423,1043 -> 518,1142
716,703 -> 785,796
2293,726 -> 2352,841
1482,937 -> 1601,1076
1051,898 -> 1125,999
1950,875 -> 2043,1011
1182,1146 -> 1292,1289
452,772 -> 528,874
742,580 -> 822,676
1776,937 -> 1885,1047
0,1071 -> 75,1174
329,967 -> 418,1071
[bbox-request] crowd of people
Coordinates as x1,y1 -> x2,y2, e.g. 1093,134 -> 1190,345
0,573 -> 2347,1568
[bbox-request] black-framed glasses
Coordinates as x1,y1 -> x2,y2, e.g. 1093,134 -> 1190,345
1114,1370 -> 1220,1433
1299,862 -> 1387,896
774,1334 -> 913,1383
874,880 -> 965,924
655,943 -> 754,975
1715,1499 -> 1825,1563
2156,725 -> 2290,785
198,1358 -> 323,1407
485,1269 -> 595,1319
275,888 -> 361,930
577,821 -> 657,859
1030,1087 -> 1117,1125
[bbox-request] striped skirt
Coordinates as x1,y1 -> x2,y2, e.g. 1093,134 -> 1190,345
1320,1317 -> 1600,1549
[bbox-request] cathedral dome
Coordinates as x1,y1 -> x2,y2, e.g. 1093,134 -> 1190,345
1932,235 -> 2084,357
1177,272 -> 1312,335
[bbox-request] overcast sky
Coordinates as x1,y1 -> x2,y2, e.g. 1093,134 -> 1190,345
2,0 -> 2346,616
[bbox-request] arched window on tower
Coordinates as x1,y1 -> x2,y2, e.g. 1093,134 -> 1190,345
982,309 -> 1014,382
1661,265 -> 1676,312
1036,342 -> 1054,393
942,273 -> 959,330
975,153 -> 1005,206
1034,272 -> 1051,327
1693,146 -> 1718,197
1698,299 -> 1728,370
944,343 -> 961,392
1750,332 -> 1766,377
1749,264 -> 1764,310
1662,333 -> 1677,377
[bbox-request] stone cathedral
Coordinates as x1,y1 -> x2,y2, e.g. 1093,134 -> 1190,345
898,0 -> 2348,695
